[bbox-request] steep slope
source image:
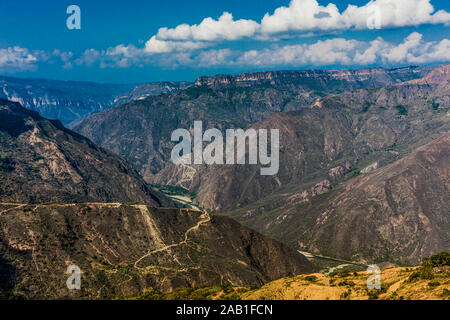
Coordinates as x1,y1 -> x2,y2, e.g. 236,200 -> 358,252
165,65 -> 449,211
0,99 -> 171,206
74,66 -> 435,184
228,133 -> 450,265
0,203 -> 314,299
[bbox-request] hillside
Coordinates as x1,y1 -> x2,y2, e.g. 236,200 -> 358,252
118,253 -> 450,301
0,99 -> 172,206
227,132 -> 449,265
241,266 -> 449,300
112,81 -> 192,107
179,65 -> 450,212
0,203 -> 314,299
0,76 -> 190,126
74,66 -> 436,185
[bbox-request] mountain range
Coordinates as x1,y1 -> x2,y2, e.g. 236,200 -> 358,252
73,64 -> 449,266
0,98 -> 313,299
0,64 -> 448,299
0,76 -> 190,127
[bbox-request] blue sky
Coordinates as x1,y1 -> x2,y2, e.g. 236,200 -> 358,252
0,0 -> 449,83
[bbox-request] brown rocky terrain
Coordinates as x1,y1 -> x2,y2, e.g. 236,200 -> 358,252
0,99 -> 172,206
183,65 -> 449,211
72,65 -> 449,266
74,66 -> 436,185
0,203 -> 314,299
227,133 -> 449,265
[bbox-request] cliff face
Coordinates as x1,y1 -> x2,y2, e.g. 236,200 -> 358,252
194,66 -> 434,88
0,203 -> 314,299
0,99 -> 172,206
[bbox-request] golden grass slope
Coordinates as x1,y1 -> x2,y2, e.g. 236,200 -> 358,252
241,267 -> 450,300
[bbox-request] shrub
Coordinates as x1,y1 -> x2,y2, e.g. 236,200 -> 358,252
395,104 -> 408,116
0,156 -> 14,172
442,289 -> 450,297
367,290 -> 379,300
422,252 -> 450,267
304,275 -> 318,282
428,281 -> 440,287
336,270 -> 350,278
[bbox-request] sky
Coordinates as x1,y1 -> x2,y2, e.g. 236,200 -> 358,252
0,0 -> 449,83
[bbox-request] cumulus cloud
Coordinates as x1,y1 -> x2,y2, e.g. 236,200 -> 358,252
0,47 -> 74,72
261,0 -> 450,34
150,0 -> 450,47
156,12 -> 259,41
232,32 -> 450,68
144,36 -> 211,54
0,46 -> 39,72
82,0 -> 449,67
80,32 -> 449,69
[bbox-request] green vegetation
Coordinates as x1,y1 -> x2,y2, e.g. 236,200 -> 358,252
152,184 -> 197,200
304,275 -> 318,282
394,104 -> 408,116
408,252 -> 449,282
431,102 -> 440,110
422,252 -> 450,267
118,283 -> 249,300
183,85 -> 216,99
338,280 -> 355,287
0,155 -> 14,172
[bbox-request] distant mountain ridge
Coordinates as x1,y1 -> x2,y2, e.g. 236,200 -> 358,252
112,81 -> 192,107
0,76 -> 190,126
194,65 -> 436,88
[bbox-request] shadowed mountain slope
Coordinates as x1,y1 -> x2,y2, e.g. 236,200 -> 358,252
0,99 -> 171,206
0,203 -> 314,299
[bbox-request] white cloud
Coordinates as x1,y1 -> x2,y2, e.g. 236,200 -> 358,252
75,49 -> 101,67
381,32 -> 450,64
144,36 -> 211,54
228,33 -> 450,68
262,0 -> 450,34
156,12 -> 259,41
81,32 -> 449,69
0,46 -> 39,72
85,0 -> 450,67
150,0 -> 450,46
